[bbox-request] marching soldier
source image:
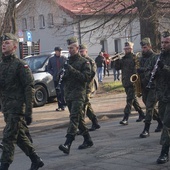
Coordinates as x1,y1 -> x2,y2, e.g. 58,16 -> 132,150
138,38 -> 163,138
152,31 -> 170,164
58,37 -> 93,154
79,44 -> 100,131
0,33 -> 44,170
115,42 -> 145,125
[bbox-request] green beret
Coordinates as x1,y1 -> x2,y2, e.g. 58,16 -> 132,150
67,37 -> 78,45
1,33 -> 18,42
124,41 -> 134,48
79,44 -> 87,50
140,37 -> 151,46
162,31 -> 170,38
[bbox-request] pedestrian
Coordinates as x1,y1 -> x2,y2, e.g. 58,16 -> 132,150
138,38 -> 163,138
79,44 -> 101,131
103,51 -> 110,77
95,52 -> 106,82
111,55 -> 120,81
115,41 -> 145,125
153,31 -> 170,164
58,37 -> 93,154
0,33 -> 44,170
47,47 -> 67,111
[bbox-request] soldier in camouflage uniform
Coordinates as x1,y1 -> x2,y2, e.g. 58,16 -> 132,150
0,33 -> 44,170
79,44 -> 100,131
58,37 -> 93,154
151,31 -> 170,164
115,42 -> 145,125
138,38 -> 163,138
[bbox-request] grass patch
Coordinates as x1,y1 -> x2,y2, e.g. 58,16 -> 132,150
101,81 -> 125,93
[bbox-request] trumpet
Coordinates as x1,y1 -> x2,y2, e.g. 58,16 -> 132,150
110,52 -> 124,61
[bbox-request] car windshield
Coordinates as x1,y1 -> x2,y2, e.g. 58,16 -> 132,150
24,55 -> 49,71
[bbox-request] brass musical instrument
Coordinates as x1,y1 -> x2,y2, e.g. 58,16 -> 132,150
130,52 -> 142,97
110,52 -> 124,61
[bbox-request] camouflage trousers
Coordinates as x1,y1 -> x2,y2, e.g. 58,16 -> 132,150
160,101 -> 170,146
85,94 -> 96,121
66,100 -> 88,137
1,114 -> 35,164
124,86 -> 143,118
141,88 -> 159,123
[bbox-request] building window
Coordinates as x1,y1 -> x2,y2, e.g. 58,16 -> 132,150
63,18 -> 67,25
48,13 -> 54,28
30,16 -> 35,30
39,15 -> 45,29
114,39 -> 121,53
22,18 -> 27,31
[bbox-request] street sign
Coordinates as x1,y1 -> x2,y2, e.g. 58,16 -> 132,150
26,31 -> 32,42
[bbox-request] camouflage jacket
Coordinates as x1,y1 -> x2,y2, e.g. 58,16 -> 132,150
138,50 -> 156,88
82,55 -> 97,94
0,54 -> 34,116
115,52 -> 136,88
150,51 -> 170,102
63,53 -> 91,101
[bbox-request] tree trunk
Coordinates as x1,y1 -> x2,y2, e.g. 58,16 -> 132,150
136,0 -> 160,52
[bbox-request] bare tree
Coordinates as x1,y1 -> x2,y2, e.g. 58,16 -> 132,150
65,0 -> 170,51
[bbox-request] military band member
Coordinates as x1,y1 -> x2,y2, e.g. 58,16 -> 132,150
153,31 -> 170,164
115,42 -> 145,125
138,38 -> 163,138
79,44 -> 100,131
58,37 -> 93,154
0,33 -> 44,170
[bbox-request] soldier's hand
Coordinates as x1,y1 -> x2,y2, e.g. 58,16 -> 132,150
25,116 -> 32,125
157,60 -> 164,69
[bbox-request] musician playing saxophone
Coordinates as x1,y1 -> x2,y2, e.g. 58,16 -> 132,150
137,38 -> 163,138
115,42 -> 145,125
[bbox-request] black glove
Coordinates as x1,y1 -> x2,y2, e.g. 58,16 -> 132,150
157,60 -> 164,69
137,68 -> 144,74
25,116 -> 32,125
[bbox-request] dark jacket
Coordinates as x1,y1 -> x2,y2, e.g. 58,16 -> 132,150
47,54 -> 67,81
95,55 -> 106,68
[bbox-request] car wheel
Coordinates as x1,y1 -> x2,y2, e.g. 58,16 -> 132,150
34,85 -> 47,107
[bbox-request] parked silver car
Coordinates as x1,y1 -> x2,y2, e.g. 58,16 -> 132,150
24,53 -> 98,107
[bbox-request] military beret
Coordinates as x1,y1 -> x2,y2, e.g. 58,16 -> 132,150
1,33 -> 18,42
54,47 -> 62,51
162,30 -> 170,38
140,37 -> 151,46
124,41 -> 134,48
67,37 -> 78,45
79,44 -> 87,50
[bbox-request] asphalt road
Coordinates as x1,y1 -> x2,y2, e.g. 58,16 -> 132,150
0,75 -> 168,170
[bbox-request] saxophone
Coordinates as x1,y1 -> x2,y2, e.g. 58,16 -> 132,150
130,52 -> 142,97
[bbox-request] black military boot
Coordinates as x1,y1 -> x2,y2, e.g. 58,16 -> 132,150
89,117 -> 101,131
136,111 -> 145,122
0,163 -> 9,170
155,118 -> 163,132
59,134 -> 74,154
119,114 -> 128,125
157,145 -> 169,164
78,133 -> 93,149
29,152 -> 44,170
139,123 -> 150,138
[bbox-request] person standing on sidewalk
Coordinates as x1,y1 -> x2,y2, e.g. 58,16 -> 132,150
79,44 -> 100,131
95,52 -> 106,82
0,33 -> 44,170
47,47 -> 67,111
153,31 -> 170,164
115,42 -> 145,125
138,38 -> 163,138
58,37 -> 94,154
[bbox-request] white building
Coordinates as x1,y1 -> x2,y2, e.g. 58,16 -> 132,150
16,0 -> 143,59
